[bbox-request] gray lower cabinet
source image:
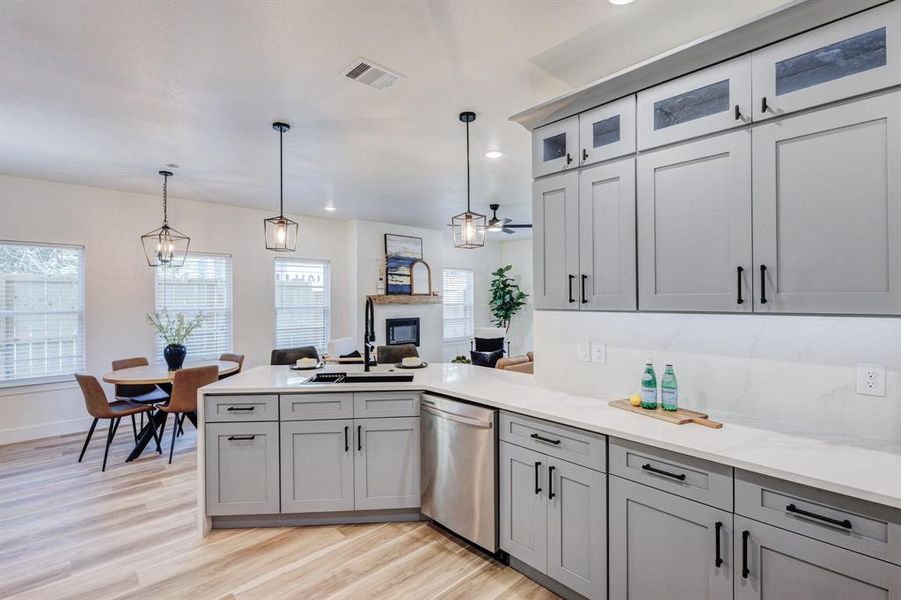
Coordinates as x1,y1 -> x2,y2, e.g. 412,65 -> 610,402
205,422 -> 280,516
280,419 -> 354,513
354,416 -> 420,510
734,515 -> 901,600
609,475 -> 733,600
500,441 -> 548,572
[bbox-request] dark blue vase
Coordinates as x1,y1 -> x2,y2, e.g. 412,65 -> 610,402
164,344 -> 187,371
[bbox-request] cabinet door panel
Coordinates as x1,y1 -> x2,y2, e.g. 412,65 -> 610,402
280,420 -> 354,513
533,117 -> 579,177
638,131 -> 752,312
353,417 -> 420,510
735,516 -> 901,600
579,96 -> 636,166
205,422 -> 280,516
753,92 -> 901,314
499,441 -> 547,573
579,158 -> 637,311
752,2 -> 900,120
547,459 -> 606,599
610,476 -> 733,600
533,171 -> 580,310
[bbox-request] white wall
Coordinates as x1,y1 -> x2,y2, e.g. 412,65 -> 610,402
500,238 -> 533,356
0,174 -> 355,443
534,311 -> 901,443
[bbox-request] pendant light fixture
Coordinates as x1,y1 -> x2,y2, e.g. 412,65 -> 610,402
450,111 -> 486,249
264,121 -> 298,251
141,170 -> 190,267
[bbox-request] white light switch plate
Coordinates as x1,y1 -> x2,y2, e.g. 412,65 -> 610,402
591,342 -> 607,364
857,363 -> 886,397
577,341 -> 590,363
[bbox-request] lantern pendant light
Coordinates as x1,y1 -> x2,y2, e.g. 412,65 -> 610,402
450,111 -> 486,249
264,121 -> 299,251
141,170 -> 190,267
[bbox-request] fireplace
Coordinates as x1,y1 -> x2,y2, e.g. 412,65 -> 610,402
386,318 -> 420,346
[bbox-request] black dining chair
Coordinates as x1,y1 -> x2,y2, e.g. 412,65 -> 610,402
270,346 -> 320,365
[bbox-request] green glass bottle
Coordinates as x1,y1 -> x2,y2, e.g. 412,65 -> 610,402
661,363 -> 678,411
640,362 -> 657,409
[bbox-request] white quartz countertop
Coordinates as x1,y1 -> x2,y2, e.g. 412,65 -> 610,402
201,363 -> 901,509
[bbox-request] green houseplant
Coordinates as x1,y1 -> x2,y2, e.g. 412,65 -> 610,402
489,265 -> 528,334
146,310 -> 204,370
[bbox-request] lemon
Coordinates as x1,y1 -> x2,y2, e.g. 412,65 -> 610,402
629,393 -> 642,407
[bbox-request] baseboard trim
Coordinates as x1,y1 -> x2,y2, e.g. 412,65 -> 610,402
0,415 -> 101,446
211,508 -> 424,529
508,556 -> 587,600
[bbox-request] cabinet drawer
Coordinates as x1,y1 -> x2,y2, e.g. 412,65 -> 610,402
280,393 -> 353,421
205,422 -> 280,516
736,469 -> 901,565
499,411 -> 605,472
609,438 -> 733,511
353,391 -> 420,418
204,394 -> 278,422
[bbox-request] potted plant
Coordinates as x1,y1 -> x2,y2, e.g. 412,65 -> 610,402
489,265 -> 528,335
146,310 -> 204,371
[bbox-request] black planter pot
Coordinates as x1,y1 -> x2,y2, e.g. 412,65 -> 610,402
164,344 -> 187,371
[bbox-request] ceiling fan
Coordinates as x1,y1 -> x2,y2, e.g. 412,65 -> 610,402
487,204 -> 532,234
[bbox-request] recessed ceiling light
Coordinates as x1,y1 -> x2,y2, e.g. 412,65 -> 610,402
609,0 -> 634,4
485,151 -> 503,159
324,206 -> 337,212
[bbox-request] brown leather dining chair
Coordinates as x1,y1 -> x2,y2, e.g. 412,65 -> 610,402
157,365 -> 218,464
270,346 -> 320,365
218,353 -> 245,379
376,344 -> 419,364
75,374 -> 158,472
111,357 -> 170,437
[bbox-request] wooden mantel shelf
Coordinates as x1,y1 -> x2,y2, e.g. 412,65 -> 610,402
368,294 -> 441,305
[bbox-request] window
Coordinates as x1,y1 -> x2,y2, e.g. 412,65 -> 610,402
0,241 -> 85,385
155,253 -> 232,361
275,258 -> 330,354
443,268 -> 474,341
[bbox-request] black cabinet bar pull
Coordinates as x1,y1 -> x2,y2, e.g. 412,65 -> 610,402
534,461 -> 542,495
641,463 -> 686,481
734,104 -> 742,120
568,275 -> 575,303
736,266 -> 744,304
759,264 -> 768,304
714,521 -> 724,567
741,530 -> 750,579
548,465 -> 556,499
344,426 -> 349,452
226,406 -> 254,411
566,152 -> 573,165
761,97 -> 769,113
357,425 -> 362,451
531,433 -> 562,445
227,435 -> 255,441
582,149 -> 588,162
786,503 -> 852,529
581,274 -> 588,304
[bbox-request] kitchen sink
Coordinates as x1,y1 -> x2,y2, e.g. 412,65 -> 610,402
303,372 -> 414,384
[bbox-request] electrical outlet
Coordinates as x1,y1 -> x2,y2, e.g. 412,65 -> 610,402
577,341 -> 591,363
591,342 -> 607,364
857,363 -> 886,397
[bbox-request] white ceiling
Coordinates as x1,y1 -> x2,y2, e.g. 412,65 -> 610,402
0,0 -> 788,236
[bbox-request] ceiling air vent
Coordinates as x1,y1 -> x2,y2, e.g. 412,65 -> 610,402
341,57 -> 403,90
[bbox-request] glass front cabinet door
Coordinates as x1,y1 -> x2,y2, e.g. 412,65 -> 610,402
532,116 -> 579,178
637,56 -> 751,151
752,1 -> 900,121
578,96 -> 636,167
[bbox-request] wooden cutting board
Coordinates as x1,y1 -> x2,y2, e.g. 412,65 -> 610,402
609,399 -> 723,429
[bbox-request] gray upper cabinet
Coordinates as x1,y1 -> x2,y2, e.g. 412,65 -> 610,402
638,130 -> 753,312
579,96 -> 636,167
752,92 -> 901,315
499,440 -> 548,574
533,171 -> 580,310
353,416 -> 420,511
752,1 -> 900,121
533,117 -> 579,177
280,419 -> 354,513
579,158 -> 637,311
205,422 -> 280,516
637,56 -> 751,150
734,515 -> 901,600
610,475 -> 733,600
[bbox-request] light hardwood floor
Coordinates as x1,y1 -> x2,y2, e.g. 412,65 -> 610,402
0,426 -> 557,600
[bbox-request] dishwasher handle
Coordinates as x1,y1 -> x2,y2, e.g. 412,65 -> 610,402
422,405 -> 493,429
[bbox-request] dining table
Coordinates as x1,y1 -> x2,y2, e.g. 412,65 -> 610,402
102,360 -> 239,461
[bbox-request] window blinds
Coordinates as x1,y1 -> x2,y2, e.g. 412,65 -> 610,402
0,242 -> 86,384
443,268 -> 474,341
155,254 -> 232,361
274,258 -> 330,354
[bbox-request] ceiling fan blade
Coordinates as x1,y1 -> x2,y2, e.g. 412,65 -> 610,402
505,224 -> 533,229
502,228 -> 515,234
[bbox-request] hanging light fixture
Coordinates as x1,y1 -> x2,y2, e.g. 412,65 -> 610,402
264,121 -> 299,251
141,170 -> 190,267
450,111 -> 486,249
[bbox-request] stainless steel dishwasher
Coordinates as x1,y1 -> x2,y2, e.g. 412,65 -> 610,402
420,393 -> 498,553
